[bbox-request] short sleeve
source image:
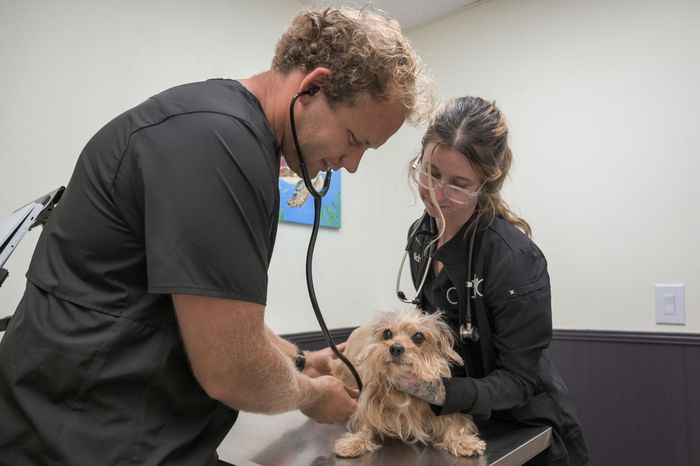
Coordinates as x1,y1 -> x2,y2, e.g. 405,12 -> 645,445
115,111 -> 279,305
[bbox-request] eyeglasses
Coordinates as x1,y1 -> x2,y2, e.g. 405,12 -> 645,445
410,157 -> 483,205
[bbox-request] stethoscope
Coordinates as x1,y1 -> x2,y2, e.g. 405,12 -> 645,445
396,211 -> 480,342
289,87 -> 363,391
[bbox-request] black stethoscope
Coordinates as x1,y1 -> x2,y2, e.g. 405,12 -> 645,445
396,211 -> 480,342
289,87 -> 363,391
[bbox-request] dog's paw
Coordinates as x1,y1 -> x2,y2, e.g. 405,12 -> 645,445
437,435 -> 486,457
334,432 -> 380,458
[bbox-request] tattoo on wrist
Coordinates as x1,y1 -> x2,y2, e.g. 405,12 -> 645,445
394,375 -> 446,406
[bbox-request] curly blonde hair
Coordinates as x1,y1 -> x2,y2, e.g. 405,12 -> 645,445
272,7 -> 432,125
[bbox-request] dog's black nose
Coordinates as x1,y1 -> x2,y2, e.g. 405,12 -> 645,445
389,343 -> 405,358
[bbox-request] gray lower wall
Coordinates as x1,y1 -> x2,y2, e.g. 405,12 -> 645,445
285,329 -> 700,466
548,330 -> 700,466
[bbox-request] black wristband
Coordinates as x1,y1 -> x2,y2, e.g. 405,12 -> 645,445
294,348 -> 306,372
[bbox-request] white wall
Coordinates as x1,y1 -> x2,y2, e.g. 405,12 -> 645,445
0,0 -> 303,321
0,0 -> 412,335
379,0 -> 700,332
2,0 -> 698,337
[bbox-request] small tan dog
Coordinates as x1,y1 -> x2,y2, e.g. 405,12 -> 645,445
330,309 -> 486,457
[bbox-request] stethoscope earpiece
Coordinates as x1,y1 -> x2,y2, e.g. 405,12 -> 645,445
297,85 -> 320,98
305,85 -> 320,96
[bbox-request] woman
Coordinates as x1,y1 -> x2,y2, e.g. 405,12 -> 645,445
394,96 -> 589,465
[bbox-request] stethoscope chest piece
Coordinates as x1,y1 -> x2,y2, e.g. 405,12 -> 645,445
460,322 -> 479,342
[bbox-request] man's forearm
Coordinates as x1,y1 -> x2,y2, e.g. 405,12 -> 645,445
265,325 -> 298,359
227,335 -> 317,414
173,294 -> 317,415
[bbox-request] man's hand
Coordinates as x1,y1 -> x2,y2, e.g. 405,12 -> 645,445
303,342 -> 346,378
300,375 -> 359,424
173,295 -> 349,416
391,372 -> 446,406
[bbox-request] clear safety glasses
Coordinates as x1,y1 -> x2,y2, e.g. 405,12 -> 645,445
410,157 -> 483,204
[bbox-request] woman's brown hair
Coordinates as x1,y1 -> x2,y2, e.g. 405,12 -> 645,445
421,96 -> 531,237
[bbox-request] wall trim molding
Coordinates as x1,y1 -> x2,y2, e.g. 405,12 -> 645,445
283,328 -> 700,350
283,327 -> 356,350
552,329 -> 700,346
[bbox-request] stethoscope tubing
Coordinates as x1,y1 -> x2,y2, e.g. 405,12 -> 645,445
460,221 -> 479,342
289,90 -> 363,391
396,211 -> 479,342
289,90 -> 332,199
396,213 -> 433,304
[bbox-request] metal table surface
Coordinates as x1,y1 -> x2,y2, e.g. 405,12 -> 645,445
218,410 -> 552,466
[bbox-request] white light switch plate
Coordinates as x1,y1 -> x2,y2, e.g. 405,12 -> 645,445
655,284 -> 685,325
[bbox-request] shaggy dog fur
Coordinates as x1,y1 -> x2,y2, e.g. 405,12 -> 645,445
329,310 -> 486,457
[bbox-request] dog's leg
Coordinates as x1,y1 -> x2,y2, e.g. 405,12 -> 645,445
334,425 -> 380,458
432,416 -> 486,457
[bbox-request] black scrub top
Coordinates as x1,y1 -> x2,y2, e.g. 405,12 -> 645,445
408,214 -> 589,466
0,79 -> 280,466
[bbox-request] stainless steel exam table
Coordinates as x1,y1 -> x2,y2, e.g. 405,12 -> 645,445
218,410 -> 552,466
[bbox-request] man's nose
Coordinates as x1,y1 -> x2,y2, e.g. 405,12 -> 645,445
340,147 -> 366,174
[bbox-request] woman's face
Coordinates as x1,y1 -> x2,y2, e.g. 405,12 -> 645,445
417,143 -> 483,228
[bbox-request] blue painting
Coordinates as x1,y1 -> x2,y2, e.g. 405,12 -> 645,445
279,160 -> 341,229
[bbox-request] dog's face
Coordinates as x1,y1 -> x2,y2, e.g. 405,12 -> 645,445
358,310 -> 463,384
334,310 -> 486,458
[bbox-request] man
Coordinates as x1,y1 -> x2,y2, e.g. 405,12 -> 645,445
0,6 -> 430,466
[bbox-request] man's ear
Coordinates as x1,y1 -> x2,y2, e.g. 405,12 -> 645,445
297,67 -> 331,97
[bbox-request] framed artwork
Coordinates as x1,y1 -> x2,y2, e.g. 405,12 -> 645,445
278,159 -> 341,229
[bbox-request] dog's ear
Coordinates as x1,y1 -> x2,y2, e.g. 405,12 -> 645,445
439,334 -> 464,366
429,311 -> 463,366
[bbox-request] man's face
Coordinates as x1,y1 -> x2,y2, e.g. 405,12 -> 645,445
283,93 -> 406,177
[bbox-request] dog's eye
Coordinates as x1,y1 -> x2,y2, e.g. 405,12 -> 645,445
411,332 -> 425,345
382,329 -> 393,340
